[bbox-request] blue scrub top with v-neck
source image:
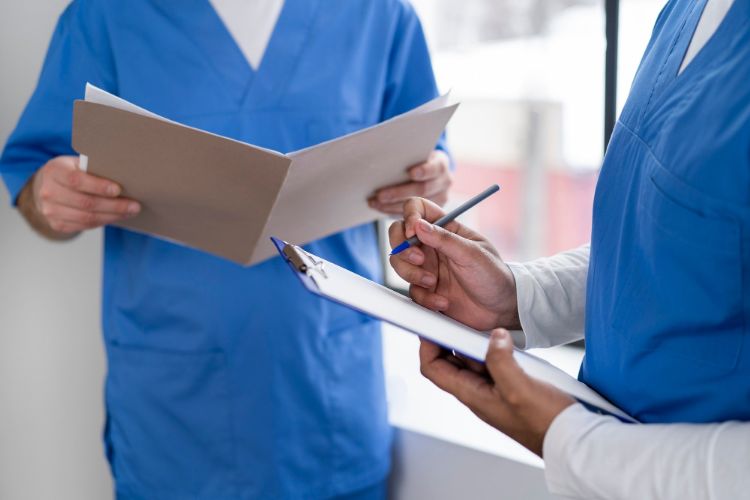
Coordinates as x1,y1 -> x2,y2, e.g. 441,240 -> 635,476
0,0 -> 445,498
583,0 -> 750,424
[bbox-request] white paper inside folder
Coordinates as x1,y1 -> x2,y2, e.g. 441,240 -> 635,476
280,241 -> 637,423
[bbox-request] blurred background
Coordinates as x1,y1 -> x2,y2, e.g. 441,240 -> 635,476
409,0 -> 662,261
0,1 -> 662,499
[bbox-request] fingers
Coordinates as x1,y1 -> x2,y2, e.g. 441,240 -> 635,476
387,221 -> 426,261
409,285 -> 449,311
370,150 -> 452,213
33,156 -> 141,234
413,218 -> 479,266
402,197 -> 444,236
388,256 -> 436,287
419,338 -> 463,393
419,339 -> 494,407
375,177 -> 451,205
48,186 -> 140,215
483,329 -> 530,405
459,354 -> 488,375
388,252 -> 436,286
408,150 -> 450,182
50,159 -> 123,197
373,175 -> 451,206
41,204 -> 136,233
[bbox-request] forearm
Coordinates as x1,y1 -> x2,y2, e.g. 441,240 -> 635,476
544,404 -> 750,500
507,245 -> 589,349
16,177 -> 77,241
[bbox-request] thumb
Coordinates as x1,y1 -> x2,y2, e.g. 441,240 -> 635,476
484,329 -> 528,397
415,218 -> 477,265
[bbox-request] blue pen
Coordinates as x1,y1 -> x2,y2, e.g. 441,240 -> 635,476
390,184 -> 501,256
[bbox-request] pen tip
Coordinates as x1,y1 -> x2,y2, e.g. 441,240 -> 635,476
390,242 -> 408,256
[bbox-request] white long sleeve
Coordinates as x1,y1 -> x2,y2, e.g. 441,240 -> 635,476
543,404 -> 750,500
506,245 -> 749,499
507,245 -> 589,349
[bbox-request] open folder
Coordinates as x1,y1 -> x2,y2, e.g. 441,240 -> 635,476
273,238 -> 637,423
71,84 -> 458,265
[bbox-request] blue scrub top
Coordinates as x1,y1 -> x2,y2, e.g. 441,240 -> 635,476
0,1 -> 444,498
583,0 -> 750,424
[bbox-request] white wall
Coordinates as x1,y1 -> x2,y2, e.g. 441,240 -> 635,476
0,1 -> 113,499
390,429 -> 556,500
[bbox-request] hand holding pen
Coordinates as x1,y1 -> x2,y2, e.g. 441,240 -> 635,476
390,184 -> 500,255
387,185 -> 522,332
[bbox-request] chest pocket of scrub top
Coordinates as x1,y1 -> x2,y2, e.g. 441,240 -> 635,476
611,162 -> 745,375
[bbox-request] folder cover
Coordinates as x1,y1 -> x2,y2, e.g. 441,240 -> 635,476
72,85 -> 458,265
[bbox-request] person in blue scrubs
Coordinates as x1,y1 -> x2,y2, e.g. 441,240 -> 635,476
0,1 -> 452,498
387,0 -> 749,497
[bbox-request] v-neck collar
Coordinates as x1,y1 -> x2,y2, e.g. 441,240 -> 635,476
150,0 -> 320,110
239,0 -> 322,110
152,0 -> 255,105
642,0 -> 745,117
663,0 -> 747,88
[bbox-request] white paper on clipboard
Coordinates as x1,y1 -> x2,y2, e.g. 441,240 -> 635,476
275,239 -> 637,423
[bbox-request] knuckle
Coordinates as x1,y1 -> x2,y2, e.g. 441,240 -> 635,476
67,171 -> 82,188
455,386 -> 473,405
392,262 -> 410,281
387,222 -> 400,239
407,268 -> 422,284
434,226 -> 450,243
79,196 -> 95,210
503,389 -> 523,409
38,187 -> 53,202
40,204 -> 54,218
486,348 -> 503,366
84,211 -> 98,225
117,200 -> 132,213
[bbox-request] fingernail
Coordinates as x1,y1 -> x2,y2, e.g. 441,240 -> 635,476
421,274 -> 436,287
435,297 -> 449,309
417,219 -> 433,232
407,251 -> 421,264
412,167 -> 424,180
108,185 -> 120,196
127,202 -> 140,214
378,192 -> 392,203
493,329 -> 510,347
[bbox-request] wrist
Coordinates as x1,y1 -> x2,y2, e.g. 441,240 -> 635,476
18,175 -> 76,241
495,261 -> 522,330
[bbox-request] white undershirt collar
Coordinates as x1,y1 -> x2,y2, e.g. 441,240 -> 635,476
208,0 -> 285,70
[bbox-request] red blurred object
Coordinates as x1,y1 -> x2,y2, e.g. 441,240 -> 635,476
451,162 -> 597,260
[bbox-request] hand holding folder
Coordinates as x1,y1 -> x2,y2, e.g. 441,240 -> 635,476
72,84 -> 458,265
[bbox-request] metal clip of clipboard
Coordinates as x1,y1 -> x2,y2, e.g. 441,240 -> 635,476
281,242 -> 328,279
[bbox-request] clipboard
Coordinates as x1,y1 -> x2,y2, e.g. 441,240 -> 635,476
272,237 -> 637,423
